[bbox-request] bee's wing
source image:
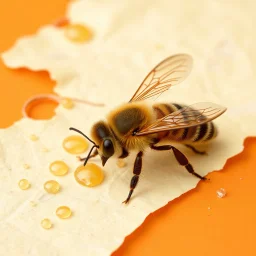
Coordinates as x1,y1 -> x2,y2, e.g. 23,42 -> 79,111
129,54 -> 193,102
135,102 -> 227,136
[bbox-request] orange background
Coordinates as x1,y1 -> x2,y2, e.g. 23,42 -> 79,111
0,1 -> 256,255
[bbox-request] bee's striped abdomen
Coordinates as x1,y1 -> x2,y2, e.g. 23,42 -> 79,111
153,103 -> 218,144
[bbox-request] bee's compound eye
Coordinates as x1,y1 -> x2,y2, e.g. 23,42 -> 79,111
103,139 -> 114,157
103,139 -> 112,149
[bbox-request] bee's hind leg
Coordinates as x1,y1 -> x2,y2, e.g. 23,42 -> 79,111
151,144 -> 207,180
77,148 -> 99,161
122,151 -> 143,204
185,144 -> 207,155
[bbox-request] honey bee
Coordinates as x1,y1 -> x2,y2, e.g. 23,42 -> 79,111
70,54 -> 226,204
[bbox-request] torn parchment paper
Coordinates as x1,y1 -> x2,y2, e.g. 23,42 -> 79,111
1,0 -> 256,255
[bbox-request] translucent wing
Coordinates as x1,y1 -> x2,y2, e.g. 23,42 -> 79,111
129,54 -> 193,102
135,102 -> 227,136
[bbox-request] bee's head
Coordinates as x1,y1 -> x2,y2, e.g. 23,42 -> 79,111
69,123 -> 115,166
90,121 -> 115,166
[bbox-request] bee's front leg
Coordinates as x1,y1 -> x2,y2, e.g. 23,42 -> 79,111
122,151 -> 143,204
77,149 -> 99,161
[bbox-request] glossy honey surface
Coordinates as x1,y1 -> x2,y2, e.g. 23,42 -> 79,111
44,180 -> 60,194
62,135 -> 89,154
64,24 -> 93,43
56,206 -> 72,219
74,163 -> 104,187
49,160 -> 69,176
41,218 -> 52,229
18,179 -> 30,190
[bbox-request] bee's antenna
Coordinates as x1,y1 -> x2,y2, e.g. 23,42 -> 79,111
83,145 -> 97,166
69,127 -> 99,148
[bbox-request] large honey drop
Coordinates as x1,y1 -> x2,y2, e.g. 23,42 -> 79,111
64,24 -> 93,43
44,180 -> 60,194
56,206 -> 72,219
49,161 -> 69,176
41,218 -> 52,229
18,179 -> 30,190
62,135 -> 89,154
74,163 -> 104,187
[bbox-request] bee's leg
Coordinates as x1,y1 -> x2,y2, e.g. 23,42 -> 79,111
122,151 -> 143,204
77,149 -> 98,161
185,144 -> 207,155
151,145 -> 207,180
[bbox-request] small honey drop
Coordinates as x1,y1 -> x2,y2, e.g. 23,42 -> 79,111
41,218 -> 52,229
30,134 -> 39,141
62,135 -> 89,154
30,201 -> 37,207
60,97 -> 74,109
44,180 -> 60,194
18,179 -> 30,190
49,161 -> 69,176
23,164 -> 30,169
64,24 -> 93,43
74,163 -> 104,187
42,147 -> 49,152
116,159 -> 126,168
56,206 -> 72,219
155,43 -> 164,50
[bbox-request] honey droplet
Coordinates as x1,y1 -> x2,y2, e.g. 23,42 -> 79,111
49,161 -> 69,176
62,135 -> 89,154
64,24 -> 93,43
30,201 -> 37,207
18,179 -> 30,190
155,43 -> 164,50
60,97 -> 74,109
30,134 -> 39,141
56,206 -> 72,219
116,159 -> 126,168
74,163 -> 104,187
44,180 -> 60,194
42,147 -> 49,152
41,218 -> 52,229
23,164 -> 30,169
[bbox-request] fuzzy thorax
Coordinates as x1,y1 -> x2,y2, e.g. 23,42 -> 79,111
107,102 -> 157,151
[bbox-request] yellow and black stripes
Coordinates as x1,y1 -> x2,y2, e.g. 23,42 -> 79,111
153,103 -> 218,144
192,121 -> 217,142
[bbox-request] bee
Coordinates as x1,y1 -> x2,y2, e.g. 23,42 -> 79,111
70,54 -> 226,204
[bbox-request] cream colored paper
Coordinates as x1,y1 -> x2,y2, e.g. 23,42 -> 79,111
1,0 -> 256,255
